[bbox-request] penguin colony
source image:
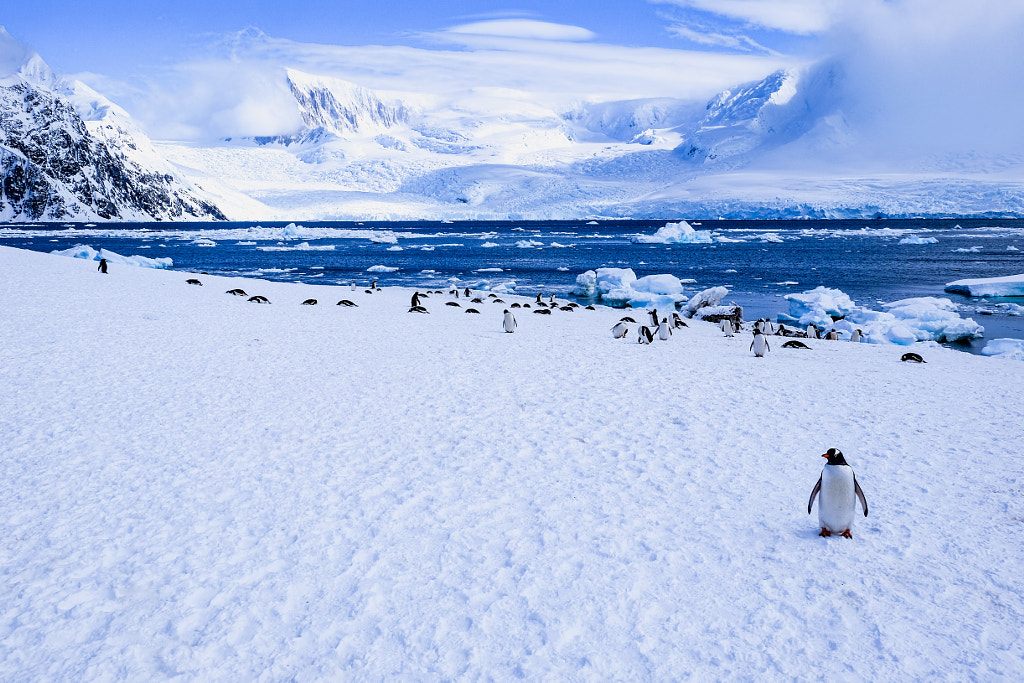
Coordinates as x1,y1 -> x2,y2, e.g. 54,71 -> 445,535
197,274 -> 892,537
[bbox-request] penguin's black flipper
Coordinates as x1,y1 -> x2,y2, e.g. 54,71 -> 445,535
854,474 -> 868,517
807,475 -> 822,514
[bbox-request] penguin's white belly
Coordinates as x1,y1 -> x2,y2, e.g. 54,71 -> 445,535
819,466 -> 857,532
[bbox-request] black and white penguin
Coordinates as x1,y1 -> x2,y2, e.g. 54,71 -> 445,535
638,326 -> 654,344
503,309 -> 517,333
226,288 -> 247,297
411,291 -> 421,308
186,278 -> 203,286
658,317 -> 672,340
536,293 -> 543,303
750,331 -> 770,357
97,258 -> 108,274
825,329 -> 839,340
806,323 -> 820,339
648,308 -> 659,328
464,287 -> 471,298
782,340 -> 811,349
611,321 -> 629,339
850,329 -> 863,343
807,448 -> 868,538
301,298 -> 317,305
371,279 -> 378,289
672,312 -> 687,329
901,352 -> 926,363
721,319 -> 735,337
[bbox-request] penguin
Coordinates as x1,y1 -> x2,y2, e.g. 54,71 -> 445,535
585,305 -> 596,310
465,308 -> 480,314
411,291 -> 421,308
97,258 -> 108,274
371,279 -> 378,289
471,297 -> 484,304
549,294 -> 556,304
536,293 -> 543,303
806,323 -> 820,339
408,305 -> 429,314
782,340 -> 811,349
350,282 -> 357,291
807,448 -> 868,538
248,295 -> 270,304
533,308 -> 551,315
337,299 -> 358,307
559,306 -> 573,311
510,303 -> 521,308
658,317 -> 672,340
226,288 -> 247,297
638,326 -> 654,344
446,301 -> 461,307
720,319 -> 734,337
750,331 -> 770,357
850,329 -> 863,343
825,329 -> 839,341
754,319 -> 765,334
503,309 -> 517,333
900,352 -> 926,363
648,308 -> 659,328
186,278 -> 203,286
301,298 -> 317,305
464,287 -> 471,298
620,316 -> 636,323
611,321 -> 629,339
672,312 -> 687,328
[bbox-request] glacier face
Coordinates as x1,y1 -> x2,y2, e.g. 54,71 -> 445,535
0,29 -> 226,222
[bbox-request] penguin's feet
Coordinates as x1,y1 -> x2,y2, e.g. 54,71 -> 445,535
841,530 -> 853,538
819,528 -> 832,537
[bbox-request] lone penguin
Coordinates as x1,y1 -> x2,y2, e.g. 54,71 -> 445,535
97,258 -> 108,274
750,331 -> 771,357
658,317 -> 672,340
503,309 -> 517,333
807,448 -> 869,538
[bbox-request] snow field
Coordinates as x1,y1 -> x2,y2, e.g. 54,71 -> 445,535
1,245 -> 1022,680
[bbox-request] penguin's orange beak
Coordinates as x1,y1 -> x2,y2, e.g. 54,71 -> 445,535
821,454 -> 829,459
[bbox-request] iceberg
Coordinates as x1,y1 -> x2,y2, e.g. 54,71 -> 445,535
52,244 -> 172,269
898,235 -> 938,245
366,265 -> 399,273
944,274 -> 1024,297
631,221 -> 713,245
573,268 -> 688,309
779,287 -> 983,345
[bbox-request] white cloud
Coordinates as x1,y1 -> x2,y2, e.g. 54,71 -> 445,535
654,0 -> 844,35
443,19 -> 596,42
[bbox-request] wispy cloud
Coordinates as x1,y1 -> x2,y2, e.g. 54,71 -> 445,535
653,0 -> 843,35
441,19 -> 596,43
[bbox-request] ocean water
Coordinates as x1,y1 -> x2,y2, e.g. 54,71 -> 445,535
4,218 -> 1023,352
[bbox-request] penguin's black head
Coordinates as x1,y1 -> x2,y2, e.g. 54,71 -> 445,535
821,448 -> 849,466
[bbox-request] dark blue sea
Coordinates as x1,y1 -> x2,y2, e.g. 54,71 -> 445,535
4,218 -> 1023,352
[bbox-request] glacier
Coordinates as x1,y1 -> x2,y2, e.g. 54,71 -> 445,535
944,274 -> 1024,297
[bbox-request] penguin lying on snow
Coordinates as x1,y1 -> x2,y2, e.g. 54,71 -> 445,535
901,352 -> 926,363
336,299 -> 358,307
226,288 -> 247,296
186,278 -> 203,286
620,316 -> 636,323
782,340 -> 811,349
408,306 -> 429,314
301,299 -> 317,305
465,308 -> 480,314
446,301 -> 461,307
248,296 -> 270,304
534,308 -> 552,315
808,448 -> 868,538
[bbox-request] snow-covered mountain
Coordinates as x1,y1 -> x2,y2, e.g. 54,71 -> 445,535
0,28 -> 225,222
158,58 -> 1023,221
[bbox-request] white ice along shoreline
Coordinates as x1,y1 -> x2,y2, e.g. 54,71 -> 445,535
945,273 -> 1024,297
779,286 -> 983,345
51,244 -> 173,269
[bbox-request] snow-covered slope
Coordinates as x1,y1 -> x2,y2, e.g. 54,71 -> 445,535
155,57 -> 1024,221
0,27 -> 226,222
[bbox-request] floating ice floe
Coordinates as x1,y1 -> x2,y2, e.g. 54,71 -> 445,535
475,268 -> 503,273
574,268 -> 689,309
366,265 -> 399,273
778,287 -> 983,344
899,235 -> 938,245
52,244 -> 172,269
954,247 -> 982,253
369,232 -> 399,244
944,274 -> 1024,297
631,221 -> 713,245
480,242 -> 499,248
981,339 -> 1024,360
515,240 -> 543,248
192,239 -> 217,247
387,246 -> 403,251
258,242 -> 335,252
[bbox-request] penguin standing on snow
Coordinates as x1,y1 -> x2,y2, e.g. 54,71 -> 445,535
721,319 -> 735,337
850,329 -> 863,343
806,323 -> 820,339
808,448 -> 869,538
638,326 -> 654,344
750,331 -> 771,357
411,291 -> 421,308
648,308 -> 659,328
502,309 -> 517,333
611,321 -> 630,339
658,317 -> 672,340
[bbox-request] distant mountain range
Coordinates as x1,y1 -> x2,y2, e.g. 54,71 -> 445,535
2,27 -> 1022,222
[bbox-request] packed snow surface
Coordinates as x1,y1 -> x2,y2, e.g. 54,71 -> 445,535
945,273 -> 1024,297
1,245 -> 1023,680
